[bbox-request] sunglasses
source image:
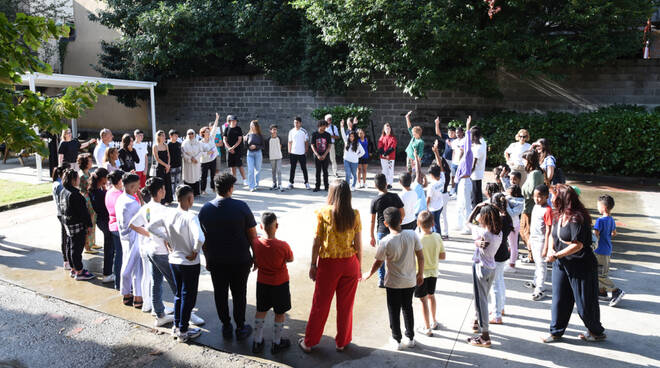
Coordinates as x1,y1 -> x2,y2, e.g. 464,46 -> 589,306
188,133 -> 194,136
519,135 -> 528,138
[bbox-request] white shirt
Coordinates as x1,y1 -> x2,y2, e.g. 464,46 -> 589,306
115,192 -> 141,243
129,200 -> 168,255
375,230 -> 423,288
426,173 -> 446,212
327,124 -> 339,144
268,136 -> 283,160
451,137 -> 464,165
133,142 -> 149,172
288,128 -> 309,155
342,142 -> 365,163
94,142 -> 109,167
470,139 -> 487,180
504,142 -> 531,167
147,208 -> 205,265
399,190 -> 418,225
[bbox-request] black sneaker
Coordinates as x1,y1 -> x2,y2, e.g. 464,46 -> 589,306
236,324 -> 253,340
609,289 -> 625,307
387,185 -> 393,190
270,185 -> 277,190
271,337 -> 291,354
313,188 -> 320,192
598,290 -> 609,301
222,323 -> 233,339
252,339 -> 265,353
523,281 -> 535,289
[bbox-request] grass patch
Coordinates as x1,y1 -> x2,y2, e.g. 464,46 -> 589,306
0,179 -> 52,206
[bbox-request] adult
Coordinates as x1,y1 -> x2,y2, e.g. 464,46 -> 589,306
167,130 -> 182,201
105,170 -> 125,290
199,173 -> 257,340
340,119 -> 365,191
504,129 -> 531,185
287,117 -> 310,190
324,114 -> 341,177
450,127 -> 465,195
245,120 -> 265,192
200,115 -> 220,195
377,122 -> 397,188
223,115 -> 248,186
533,138 -> 559,186
153,130 -> 172,204
543,184 -> 606,343
299,179 -> 362,353
118,133 -> 140,173
182,129 -> 203,196
435,119 -> 456,189
93,128 -> 114,168
89,168 -> 114,283
103,148 -> 120,172
520,149 -> 544,261
470,126 -> 487,208
133,130 -> 149,188
455,116 -> 474,234
77,153 -> 99,254
58,128 -> 96,171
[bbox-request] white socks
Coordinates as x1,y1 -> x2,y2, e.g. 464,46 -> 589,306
273,321 -> 284,344
254,318 -> 265,343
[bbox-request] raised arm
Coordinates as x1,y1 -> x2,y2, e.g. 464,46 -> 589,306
434,117 -> 442,137
405,111 -> 413,130
340,120 -> 348,145
80,138 -> 97,149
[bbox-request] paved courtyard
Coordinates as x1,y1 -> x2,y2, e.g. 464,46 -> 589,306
0,163 -> 659,367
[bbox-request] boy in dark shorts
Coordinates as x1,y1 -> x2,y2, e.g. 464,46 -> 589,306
414,211 -> 446,336
252,212 -> 294,354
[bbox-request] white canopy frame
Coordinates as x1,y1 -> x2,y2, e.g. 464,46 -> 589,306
18,73 -> 158,181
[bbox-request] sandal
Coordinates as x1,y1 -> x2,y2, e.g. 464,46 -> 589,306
472,320 -> 479,333
84,249 -> 99,255
523,281 -> 535,289
578,332 -> 606,342
122,295 -> 133,306
133,299 -> 143,309
541,334 -> 562,343
467,335 -> 491,348
298,338 -> 312,353
489,317 -> 503,325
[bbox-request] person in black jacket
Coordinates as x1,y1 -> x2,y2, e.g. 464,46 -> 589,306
58,169 -> 95,280
52,163 -> 70,269
118,133 -> 140,172
89,168 -> 114,283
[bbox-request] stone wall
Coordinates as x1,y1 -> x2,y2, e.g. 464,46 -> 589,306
156,59 -> 660,135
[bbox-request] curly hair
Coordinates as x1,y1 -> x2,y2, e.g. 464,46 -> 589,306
76,153 -> 92,171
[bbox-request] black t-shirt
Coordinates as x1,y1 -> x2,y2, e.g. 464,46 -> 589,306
370,192 -> 404,234
58,139 -> 80,163
495,212 -> 513,262
223,126 -> 244,152
311,131 -> 331,156
552,219 -> 597,277
118,148 -> 139,172
168,141 -> 182,168
198,197 -> 257,269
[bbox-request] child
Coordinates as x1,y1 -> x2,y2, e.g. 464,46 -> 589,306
364,207 -> 424,350
594,195 -> 624,307
494,165 -> 511,192
485,182 -> 500,203
504,185 -> 524,272
411,156 -> 428,218
489,194 -> 513,324
267,125 -> 284,191
508,171 -> 521,187
426,164 -> 446,235
148,185 -> 204,342
370,173 -> 405,287
357,128 -> 370,188
466,203 -> 503,348
414,211 -> 446,336
399,172 -> 418,230
404,111 -> 424,174
252,212 -> 294,354
340,120 -> 365,191
310,120 -> 331,192
523,184 -> 552,300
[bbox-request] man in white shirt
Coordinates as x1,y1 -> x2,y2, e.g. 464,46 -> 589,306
93,128 -> 114,167
450,127 -> 465,195
133,129 -> 149,188
470,127 -> 487,207
287,117 -> 310,189
325,114 -> 340,177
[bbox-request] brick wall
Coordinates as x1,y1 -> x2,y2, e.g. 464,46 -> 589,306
156,59 -> 660,135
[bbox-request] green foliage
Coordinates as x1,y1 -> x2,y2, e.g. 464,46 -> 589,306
295,0 -> 658,97
310,104 -> 373,151
447,119 -> 463,129
0,12 -> 108,156
477,106 -> 660,177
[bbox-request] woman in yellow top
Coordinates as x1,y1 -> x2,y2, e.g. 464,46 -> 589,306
299,179 -> 362,353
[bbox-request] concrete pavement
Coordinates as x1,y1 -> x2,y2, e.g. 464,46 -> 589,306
0,164 -> 659,367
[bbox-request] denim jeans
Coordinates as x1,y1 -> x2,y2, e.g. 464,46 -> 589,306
344,160 -> 358,188
377,232 -> 387,284
170,263 -> 200,333
110,231 -> 123,290
489,261 -> 506,318
148,253 -> 177,317
247,150 -> 263,190
431,208 -> 443,235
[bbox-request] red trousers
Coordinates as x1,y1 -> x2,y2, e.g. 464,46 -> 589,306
136,171 -> 147,188
304,255 -> 360,348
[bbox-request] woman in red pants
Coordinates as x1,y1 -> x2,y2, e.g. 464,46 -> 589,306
299,179 -> 363,353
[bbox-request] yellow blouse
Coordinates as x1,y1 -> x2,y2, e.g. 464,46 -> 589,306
315,205 -> 362,259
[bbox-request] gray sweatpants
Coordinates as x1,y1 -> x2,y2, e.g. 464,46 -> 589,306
473,263 -> 495,333
271,159 -> 282,187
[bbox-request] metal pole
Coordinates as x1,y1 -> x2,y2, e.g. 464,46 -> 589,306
71,118 -> 77,138
149,86 -> 157,171
28,76 -> 43,182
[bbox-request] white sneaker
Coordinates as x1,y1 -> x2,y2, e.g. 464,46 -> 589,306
190,313 -> 205,326
243,180 -> 249,186
287,183 -> 294,189
305,183 -> 311,190
403,337 -> 416,348
171,326 -> 179,339
178,327 -> 202,342
142,305 -> 152,313
100,274 -> 115,283
63,261 -> 71,271
389,338 -> 404,351
164,306 -> 174,315
350,186 -> 355,192
279,186 -> 285,192
459,229 -> 472,235
155,314 -> 174,327
416,327 -> 432,336
431,321 -> 442,330
504,265 -> 517,273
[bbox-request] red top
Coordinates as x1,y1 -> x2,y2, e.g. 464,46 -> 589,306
378,135 -> 397,160
254,237 -> 293,285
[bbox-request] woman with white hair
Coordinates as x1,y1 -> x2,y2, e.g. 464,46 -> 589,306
182,128 -> 203,195
504,129 -> 531,185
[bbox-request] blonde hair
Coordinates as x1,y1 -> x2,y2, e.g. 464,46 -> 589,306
104,147 -> 118,163
250,120 -> 262,136
61,129 -> 71,141
412,126 -> 422,136
516,129 -> 529,140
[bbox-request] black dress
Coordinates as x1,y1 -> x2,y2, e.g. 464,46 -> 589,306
156,149 -> 173,203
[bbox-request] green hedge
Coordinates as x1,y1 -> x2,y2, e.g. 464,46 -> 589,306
311,104 -> 373,152
469,105 -> 659,177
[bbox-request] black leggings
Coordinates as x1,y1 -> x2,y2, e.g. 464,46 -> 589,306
201,160 -> 216,192
66,231 -> 86,271
157,166 -> 173,203
386,287 -> 416,342
58,216 -> 67,263
97,218 -> 113,276
209,263 -> 251,328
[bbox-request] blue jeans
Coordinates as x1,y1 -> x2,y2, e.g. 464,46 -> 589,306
344,160 -> 358,188
148,253 -> 177,317
170,263 -> 200,333
247,150 -> 263,190
431,208 -> 443,234
110,231 -> 123,290
377,232 -> 387,284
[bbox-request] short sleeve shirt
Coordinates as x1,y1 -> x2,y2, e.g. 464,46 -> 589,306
552,219 -> 597,276
412,182 -> 427,214
311,131 -> 331,156
58,140 -> 80,163
405,127 -> 424,159
375,230 -> 423,288
254,237 -> 293,285
594,216 -> 616,256
214,133 -> 223,156
168,141 -> 182,168
133,142 -> 149,172
420,233 -> 445,278
288,128 -> 309,155
426,174 -> 446,212
470,140 -> 487,180
399,190 -> 418,225
530,204 -> 553,242
223,126 -> 244,151
315,206 -> 361,259
370,192 -> 404,234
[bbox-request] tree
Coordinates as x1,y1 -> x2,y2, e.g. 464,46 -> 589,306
90,0 -> 349,107
0,12 -> 108,156
294,0 -> 659,97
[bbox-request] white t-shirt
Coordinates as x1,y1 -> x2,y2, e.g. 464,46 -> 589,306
288,128 -> 309,155
470,139 -> 487,180
129,200 -> 168,255
426,173 -> 446,212
268,136 -> 283,160
94,142 -> 109,167
399,190 -> 418,225
327,124 -> 339,144
451,137 -> 464,165
133,142 -> 149,172
375,230 -> 423,289
504,142 -> 531,167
